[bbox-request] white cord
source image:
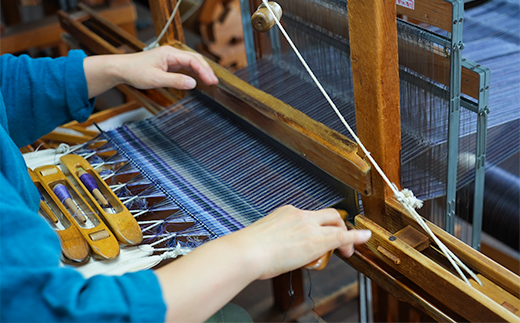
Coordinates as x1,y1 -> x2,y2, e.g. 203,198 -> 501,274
261,0 -> 480,286
144,0 -> 183,51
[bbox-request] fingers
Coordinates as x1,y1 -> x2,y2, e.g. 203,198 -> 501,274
311,211 -> 371,259
151,71 -> 198,90
337,229 -> 372,258
317,226 -> 371,249
307,208 -> 347,229
164,48 -> 218,86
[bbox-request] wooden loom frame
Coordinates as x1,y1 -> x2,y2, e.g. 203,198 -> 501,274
57,1 -> 519,321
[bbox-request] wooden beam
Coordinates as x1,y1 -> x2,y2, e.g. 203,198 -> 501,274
0,2 -> 136,54
149,0 -> 185,45
396,0 -> 454,33
385,198 -> 520,299
58,9 -> 178,110
171,41 -> 372,195
348,0 -> 402,226
355,214 -> 519,322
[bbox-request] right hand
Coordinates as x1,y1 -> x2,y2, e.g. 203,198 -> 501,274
230,205 -> 372,280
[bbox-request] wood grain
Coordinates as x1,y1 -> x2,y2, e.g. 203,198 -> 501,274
149,0 -> 185,45
348,0 -> 402,227
355,214 -> 519,322
396,0 -> 454,32
28,169 -> 90,264
385,198 -> 520,299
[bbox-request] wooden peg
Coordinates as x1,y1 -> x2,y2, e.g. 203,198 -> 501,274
251,1 -> 282,33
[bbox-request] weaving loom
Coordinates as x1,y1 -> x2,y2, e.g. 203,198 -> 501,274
54,0 -> 520,321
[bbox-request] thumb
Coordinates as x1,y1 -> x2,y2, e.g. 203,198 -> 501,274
349,229 -> 372,244
336,229 -> 371,258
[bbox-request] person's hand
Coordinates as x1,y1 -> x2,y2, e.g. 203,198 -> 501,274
230,205 -> 372,280
116,46 -> 218,90
84,46 -> 218,98
156,205 -> 371,322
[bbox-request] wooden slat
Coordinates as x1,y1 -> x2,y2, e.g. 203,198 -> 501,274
396,0 -> 454,33
355,214 -> 519,322
59,7 -> 371,193
1,3 -> 136,54
399,41 -> 481,99
58,9 -> 178,110
385,198 -> 520,300
170,41 -> 372,195
62,101 -> 141,128
338,228 -> 461,322
348,0 -> 402,226
77,2 -> 145,52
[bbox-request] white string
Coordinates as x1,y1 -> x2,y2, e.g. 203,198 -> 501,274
262,0 -> 480,286
143,0 -> 183,51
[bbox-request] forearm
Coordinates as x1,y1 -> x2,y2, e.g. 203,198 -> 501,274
155,232 -> 259,322
83,55 -> 124,99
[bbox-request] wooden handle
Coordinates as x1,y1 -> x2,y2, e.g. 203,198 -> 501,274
39,200 -> 59,224
251,1 -> 282,33
304,210 -> 348,270
63,198 -> 87,223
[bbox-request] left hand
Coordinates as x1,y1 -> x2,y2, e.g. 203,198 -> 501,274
116,46 -> 218,90
84,46 -> 218,98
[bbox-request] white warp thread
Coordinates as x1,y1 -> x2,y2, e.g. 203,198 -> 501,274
262,0 -> 480,286
72,243 -> 192,278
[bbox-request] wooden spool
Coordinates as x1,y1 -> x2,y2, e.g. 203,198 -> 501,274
251,1 -> 282,33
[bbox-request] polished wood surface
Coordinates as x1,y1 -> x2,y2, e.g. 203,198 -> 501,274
28,169 -> 91,264
348,0 -> 402,227
60,154 -> 143,246
56,3 -> 520,321
396,0 -> 454,33
149,0 -> 185,45
354,214 -> 518,322
34,165 -> 120,260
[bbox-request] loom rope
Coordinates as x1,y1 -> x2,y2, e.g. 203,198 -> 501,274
261,0 -> 480,286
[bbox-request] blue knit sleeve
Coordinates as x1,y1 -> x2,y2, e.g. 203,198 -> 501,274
0,50 -> 95,147
0,172 -> 167,322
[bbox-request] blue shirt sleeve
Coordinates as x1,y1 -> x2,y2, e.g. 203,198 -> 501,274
0,50 -> 95,147
0,172 -> 167,322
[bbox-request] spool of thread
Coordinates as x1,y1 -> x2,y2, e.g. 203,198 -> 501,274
251,1 -> 282,33
53,184 -> 87,223
77,167 -> 116,214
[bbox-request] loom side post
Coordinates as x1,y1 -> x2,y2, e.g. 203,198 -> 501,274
347,0 -> 402,228
149,0 -> 185,45
444,0 -> 464,235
